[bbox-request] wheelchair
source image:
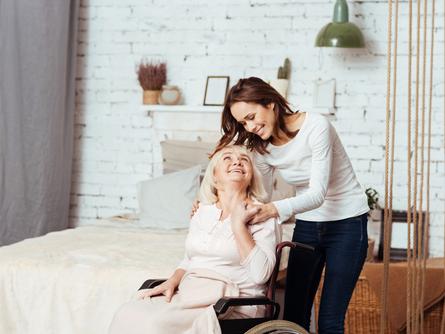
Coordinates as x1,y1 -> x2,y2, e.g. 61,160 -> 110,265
138,241 -> 313,334
245,320 -> 308,334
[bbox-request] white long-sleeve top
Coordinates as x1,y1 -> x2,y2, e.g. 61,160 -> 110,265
178,203 -> 280,297
255,112 -> 369,223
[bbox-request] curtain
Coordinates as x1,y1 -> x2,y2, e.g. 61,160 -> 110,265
0,0 -> 79,245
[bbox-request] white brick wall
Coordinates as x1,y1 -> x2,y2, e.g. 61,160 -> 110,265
72,0 -> 445,256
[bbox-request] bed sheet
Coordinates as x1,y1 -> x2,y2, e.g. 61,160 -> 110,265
0,223 -> 187,334
0,218 -> 295,334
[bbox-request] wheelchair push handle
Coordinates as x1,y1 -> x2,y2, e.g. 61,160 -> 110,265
293,241 -> 315,252
276,241 -> 314,253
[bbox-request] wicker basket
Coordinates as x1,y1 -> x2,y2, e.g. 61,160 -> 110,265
314,276 -> 444,333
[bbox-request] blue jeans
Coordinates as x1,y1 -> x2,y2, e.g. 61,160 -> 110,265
283,213 -> 368,334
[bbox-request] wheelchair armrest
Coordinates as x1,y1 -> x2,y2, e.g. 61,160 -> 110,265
213,296 -> 280,319
138,279 -> 166,290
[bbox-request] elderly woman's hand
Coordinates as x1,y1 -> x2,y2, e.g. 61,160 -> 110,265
136,277 -> 180,302
249,203 -> 279,224
231,201 -> 261,229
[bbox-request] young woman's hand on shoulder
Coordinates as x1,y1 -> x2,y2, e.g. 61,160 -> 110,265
249,203 -> 279,224
189,199 -> 200,218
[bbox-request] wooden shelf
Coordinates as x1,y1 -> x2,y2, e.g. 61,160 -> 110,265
141,105 -> 223,114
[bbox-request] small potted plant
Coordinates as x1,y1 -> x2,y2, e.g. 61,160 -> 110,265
365,187 -> 381,221
137,61 -> 167,105
365,187 -> 382,261
269,58 -> 291,98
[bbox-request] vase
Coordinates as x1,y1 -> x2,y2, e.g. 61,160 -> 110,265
143,90 -> 161,105
158,85 -> 181,105
269,79 -> 289,98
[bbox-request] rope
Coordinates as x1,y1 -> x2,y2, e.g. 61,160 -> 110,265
416,0 -> 428,331
423,0 -> 435,329
412,0 -> 422,330
406,0 -> 414,331
380,0 -> 393,332
406,0 -> 413,334
442,0 -> 445,332
388,0 -> 399,323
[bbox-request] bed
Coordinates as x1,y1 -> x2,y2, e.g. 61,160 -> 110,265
0,220 -> 186,333
0,140 -> 296,334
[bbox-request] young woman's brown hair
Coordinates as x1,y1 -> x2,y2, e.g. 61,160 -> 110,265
215,77 -> 298,155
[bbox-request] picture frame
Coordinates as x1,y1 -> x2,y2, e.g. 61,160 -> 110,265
377,209 -> 428,261
203,76 -> 230,106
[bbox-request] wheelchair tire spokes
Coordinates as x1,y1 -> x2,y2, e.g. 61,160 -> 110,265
243,320 -> 309,334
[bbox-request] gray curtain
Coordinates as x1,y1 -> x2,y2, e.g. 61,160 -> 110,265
0,0 -> 79,245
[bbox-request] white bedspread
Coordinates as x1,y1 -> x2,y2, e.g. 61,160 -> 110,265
0,220 -> 295,334
0,224 -> 188,334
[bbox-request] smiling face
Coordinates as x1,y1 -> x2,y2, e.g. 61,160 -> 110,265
213,147 -> 253,191
230,101 -> 276,140
198,144 -> 268,204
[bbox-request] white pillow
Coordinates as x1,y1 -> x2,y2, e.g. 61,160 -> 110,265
137,165 -> 201,229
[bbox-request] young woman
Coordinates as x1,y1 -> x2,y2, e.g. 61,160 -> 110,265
109,145 -> 280,334
215,77 -> 369,333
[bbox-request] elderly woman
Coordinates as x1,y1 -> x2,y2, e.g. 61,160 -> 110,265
109,145 -> 280,334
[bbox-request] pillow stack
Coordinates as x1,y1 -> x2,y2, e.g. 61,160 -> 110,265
137,165 -> 201,229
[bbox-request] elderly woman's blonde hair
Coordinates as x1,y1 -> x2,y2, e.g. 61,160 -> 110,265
198,145 -> 267,204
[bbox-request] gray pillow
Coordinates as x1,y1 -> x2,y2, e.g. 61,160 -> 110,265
137,165 -> 201,229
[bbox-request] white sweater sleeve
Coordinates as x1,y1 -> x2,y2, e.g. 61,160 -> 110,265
272,118 -> 334,222
240,218 -> 280,285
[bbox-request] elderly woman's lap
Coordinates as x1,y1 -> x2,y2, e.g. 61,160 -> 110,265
109,295 -> 203,334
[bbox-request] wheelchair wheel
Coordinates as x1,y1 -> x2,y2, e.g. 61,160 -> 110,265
244,320 -> 309,334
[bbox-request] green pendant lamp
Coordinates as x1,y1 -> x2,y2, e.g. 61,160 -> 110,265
315,0 -> 365,48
